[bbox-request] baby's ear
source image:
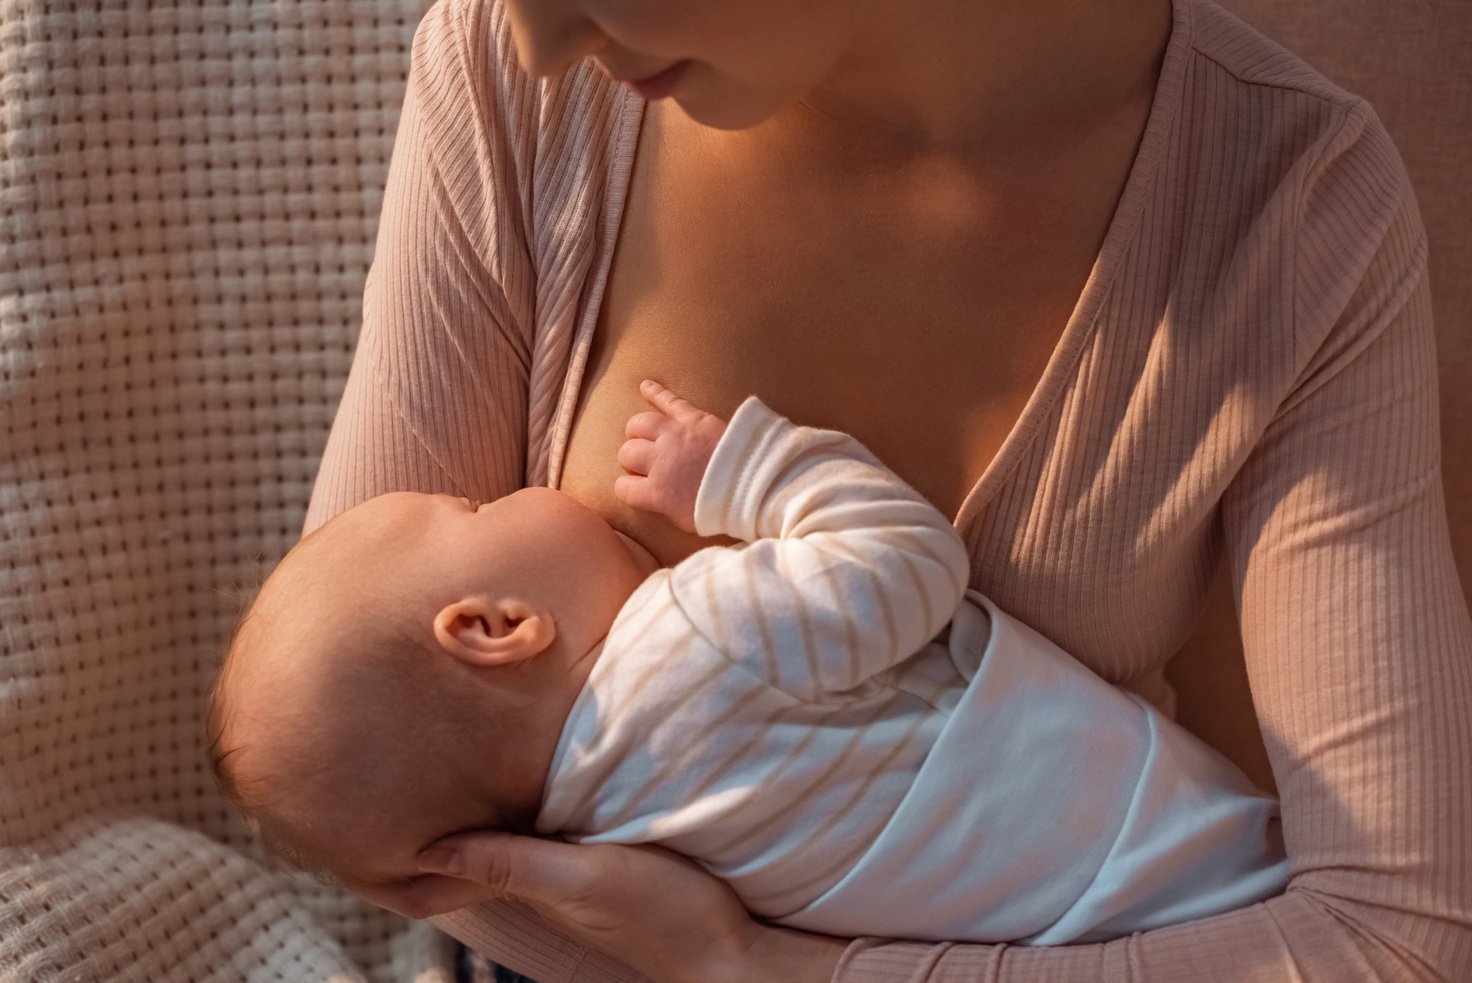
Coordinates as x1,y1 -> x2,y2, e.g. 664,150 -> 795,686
433,598 -> 555,667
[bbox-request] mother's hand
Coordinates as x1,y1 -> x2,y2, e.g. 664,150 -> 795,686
361,833 -> 848,983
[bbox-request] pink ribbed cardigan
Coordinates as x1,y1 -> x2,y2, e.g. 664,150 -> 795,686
302,0 -> 1472,978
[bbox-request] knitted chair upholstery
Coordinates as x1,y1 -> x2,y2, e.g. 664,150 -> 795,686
0,1 -> 448,979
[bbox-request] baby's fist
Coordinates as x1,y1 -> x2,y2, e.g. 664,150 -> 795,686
614,380 -> 727,533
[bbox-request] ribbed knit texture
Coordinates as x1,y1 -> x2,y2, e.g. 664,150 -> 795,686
304,0 -> 1472,979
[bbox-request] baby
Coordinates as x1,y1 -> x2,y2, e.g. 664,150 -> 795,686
208,380 -> 1288,945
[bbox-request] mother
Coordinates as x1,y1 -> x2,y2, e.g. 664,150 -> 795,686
301,0 -> 1472,978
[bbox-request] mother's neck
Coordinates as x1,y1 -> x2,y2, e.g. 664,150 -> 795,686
775,0 -> 1175,162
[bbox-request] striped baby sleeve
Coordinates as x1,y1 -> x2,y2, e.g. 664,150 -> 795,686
669,395 -> 972,703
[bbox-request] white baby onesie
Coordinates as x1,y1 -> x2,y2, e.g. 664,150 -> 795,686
536,395 -> 1288,944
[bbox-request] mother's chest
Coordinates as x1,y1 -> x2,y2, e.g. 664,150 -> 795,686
553,108 -> 1264,674
555,222 -> 1080,574
557,167 -> 1102,569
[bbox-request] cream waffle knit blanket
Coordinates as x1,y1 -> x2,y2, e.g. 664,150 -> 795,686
0,1 -> 454,978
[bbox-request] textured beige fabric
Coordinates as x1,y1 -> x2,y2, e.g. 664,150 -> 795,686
0,1 -> 455,979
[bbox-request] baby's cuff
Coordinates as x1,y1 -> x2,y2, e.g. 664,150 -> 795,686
693,394 -> 790,542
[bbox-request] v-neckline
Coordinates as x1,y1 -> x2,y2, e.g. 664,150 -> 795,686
548,0 -> 1193,535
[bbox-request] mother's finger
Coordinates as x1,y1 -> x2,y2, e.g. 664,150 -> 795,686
416,833 -> 595,913
354,873 -> 503,921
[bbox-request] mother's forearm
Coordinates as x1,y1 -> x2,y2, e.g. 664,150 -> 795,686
830,889 -> 1472,982
432,888 -> 1470,983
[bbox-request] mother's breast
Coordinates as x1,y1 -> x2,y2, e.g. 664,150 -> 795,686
556,338 -> 744,569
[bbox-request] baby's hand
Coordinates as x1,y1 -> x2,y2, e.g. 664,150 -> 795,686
614,380 -> 727,534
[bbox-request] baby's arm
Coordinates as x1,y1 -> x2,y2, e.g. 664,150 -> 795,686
614,381 -> 970,702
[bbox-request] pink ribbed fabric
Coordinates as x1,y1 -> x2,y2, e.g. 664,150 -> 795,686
303,0 -> 1472,979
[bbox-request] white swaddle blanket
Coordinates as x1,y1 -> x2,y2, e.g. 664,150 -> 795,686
791,591 -> 1287,944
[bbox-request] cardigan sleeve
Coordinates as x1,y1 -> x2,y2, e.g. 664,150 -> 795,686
302,0 -> 537,536
831,103 -> 1472,983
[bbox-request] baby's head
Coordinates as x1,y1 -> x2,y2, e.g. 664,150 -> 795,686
206,488 -> 656,891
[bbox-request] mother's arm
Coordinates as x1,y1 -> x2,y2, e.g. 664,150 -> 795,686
303,0 -> 537,536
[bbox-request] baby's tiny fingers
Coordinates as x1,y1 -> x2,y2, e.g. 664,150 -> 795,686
640,379 -> 700,422
624,410 -> 667,440
613,474 -> 659,513
616,437 -> 656,476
